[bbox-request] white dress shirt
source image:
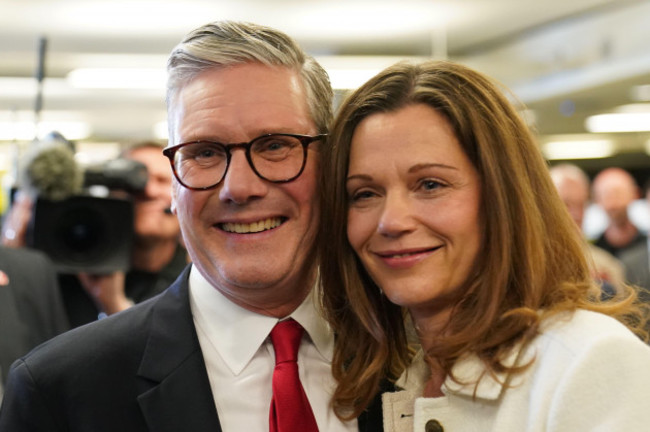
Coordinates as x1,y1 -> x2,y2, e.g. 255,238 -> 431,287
189,266 -> 357,432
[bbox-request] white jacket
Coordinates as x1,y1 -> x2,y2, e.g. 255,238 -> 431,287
383,309 -> 650,432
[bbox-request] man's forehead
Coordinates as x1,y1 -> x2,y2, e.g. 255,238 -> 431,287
169,65 -> 313,144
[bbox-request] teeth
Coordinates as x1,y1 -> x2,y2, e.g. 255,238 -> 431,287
221,218 -> 282,234
391,252 -> 416,258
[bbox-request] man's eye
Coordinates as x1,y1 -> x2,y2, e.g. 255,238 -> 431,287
255,137 -> 296,153
187,144 -> 225,161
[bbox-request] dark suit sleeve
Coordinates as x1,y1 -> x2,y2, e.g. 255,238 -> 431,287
0,360 -> 63,431
0,247 -> 70,385
7,248 -> 70,340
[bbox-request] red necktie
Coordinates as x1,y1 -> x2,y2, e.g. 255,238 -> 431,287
269,319 -> 319,432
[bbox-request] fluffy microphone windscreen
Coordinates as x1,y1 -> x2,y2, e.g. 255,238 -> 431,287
22,142 -> 84,201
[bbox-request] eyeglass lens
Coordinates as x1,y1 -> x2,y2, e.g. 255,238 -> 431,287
172,134 -> 307,188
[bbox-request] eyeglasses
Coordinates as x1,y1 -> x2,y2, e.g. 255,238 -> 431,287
162,133 -> 326,190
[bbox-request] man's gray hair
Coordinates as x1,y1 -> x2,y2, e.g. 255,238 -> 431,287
166,21 -> 333,142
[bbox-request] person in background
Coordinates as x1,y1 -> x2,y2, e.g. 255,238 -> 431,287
0,20 -> 382,431
0,191 -> 32,250
62,140 -> 188,326
549,163 -> 625,297
591,167 -> 646,258
319,60 -> 650,431
0,139 -> 187,327
0,246 -> 69,401
618,177 -> 650,309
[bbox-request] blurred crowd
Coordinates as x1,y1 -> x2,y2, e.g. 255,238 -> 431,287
551,163 -> 650,304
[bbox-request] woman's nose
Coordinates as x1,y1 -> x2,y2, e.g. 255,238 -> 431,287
376,193 -> 415,237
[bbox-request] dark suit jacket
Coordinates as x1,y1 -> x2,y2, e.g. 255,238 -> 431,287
618,242 -> 650,334
0,247 -> 69,386
0,265 -> 383,431
619,241 -> 650,292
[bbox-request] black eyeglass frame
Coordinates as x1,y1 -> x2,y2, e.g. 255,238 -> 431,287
162,133 -> 327,191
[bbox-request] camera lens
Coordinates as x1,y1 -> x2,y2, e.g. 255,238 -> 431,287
60,208 -> 105,255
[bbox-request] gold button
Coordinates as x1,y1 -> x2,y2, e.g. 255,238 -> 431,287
425,419 -> 444,432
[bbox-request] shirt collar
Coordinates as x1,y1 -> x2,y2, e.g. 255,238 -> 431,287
188,265 -> 333,376
396,342 -> 530,401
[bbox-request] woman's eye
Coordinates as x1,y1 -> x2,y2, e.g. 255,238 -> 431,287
349,190 -> 374,202
421,179 -> 443,191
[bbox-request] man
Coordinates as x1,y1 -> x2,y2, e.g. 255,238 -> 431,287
63,141 -> 188,326
1,139 -> 187,327
0,21 -> 382,431
591,167 -> 646,258
0,246 -> 69,399
549,163 -> 626,295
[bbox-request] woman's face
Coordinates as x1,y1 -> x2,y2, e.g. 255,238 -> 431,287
346,103 -> 482,321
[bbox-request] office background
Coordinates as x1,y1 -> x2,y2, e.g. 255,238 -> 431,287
1,0 -> 650,229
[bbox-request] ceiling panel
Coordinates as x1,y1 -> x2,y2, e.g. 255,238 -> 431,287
0,0 -> 649,172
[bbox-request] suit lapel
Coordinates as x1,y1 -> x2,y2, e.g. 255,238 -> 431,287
136,266 -> 222,432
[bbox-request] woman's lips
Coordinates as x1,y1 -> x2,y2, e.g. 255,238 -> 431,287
374,246 -> 442,268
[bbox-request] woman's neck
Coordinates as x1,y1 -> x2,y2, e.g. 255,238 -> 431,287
409,309 -> 453,398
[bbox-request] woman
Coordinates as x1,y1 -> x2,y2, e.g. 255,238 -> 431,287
319,60 -> 650,431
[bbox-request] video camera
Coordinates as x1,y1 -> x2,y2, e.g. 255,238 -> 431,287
24,136 -> 148,274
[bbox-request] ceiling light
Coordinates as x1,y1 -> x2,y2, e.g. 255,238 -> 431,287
327,69 -> 383,90
542,140 -> 614,160
0,121 -> 92,141
65,56 -> 427,92
585,112 -> 650,133
67,68 -> 166,90
612,103 -> 650,112
317,56 -> 428,90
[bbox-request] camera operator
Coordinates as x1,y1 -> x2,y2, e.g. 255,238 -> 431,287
61,141 -> 188,326
2,138 -> 188,327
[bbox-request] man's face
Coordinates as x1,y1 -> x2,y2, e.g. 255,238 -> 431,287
553,176 -> 588,229
593,172 -> 637,225
127,146 -> 180,242
168,63 -> 320,314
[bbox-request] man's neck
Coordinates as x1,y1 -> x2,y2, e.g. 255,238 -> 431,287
605,220 -> 639,248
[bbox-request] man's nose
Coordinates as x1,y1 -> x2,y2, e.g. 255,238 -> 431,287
218,149 -> 268,204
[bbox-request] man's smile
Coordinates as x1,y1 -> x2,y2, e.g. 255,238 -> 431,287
219,217 -> 285,234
